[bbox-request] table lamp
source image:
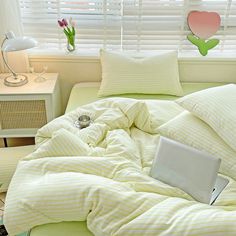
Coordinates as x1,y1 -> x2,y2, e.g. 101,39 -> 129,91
1,31 -> 37,87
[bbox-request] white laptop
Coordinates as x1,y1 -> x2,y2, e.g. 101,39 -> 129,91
150,137 -> 229,204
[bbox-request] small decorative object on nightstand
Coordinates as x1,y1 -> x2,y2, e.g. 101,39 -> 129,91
0,73 -> 61,146
1,31 -> 37,87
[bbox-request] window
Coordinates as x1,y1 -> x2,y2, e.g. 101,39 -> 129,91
19,0 -> 236,53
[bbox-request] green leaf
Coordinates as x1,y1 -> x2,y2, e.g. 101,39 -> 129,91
197,38 -> 219,56
187,34 -> 200,46
187,34 -> 220,56
198,43 -> 208,56
206,39 -> 219,50
72,27 -> 75,36
67,35 -> 75,46
67,27 -> 72,34
63,29 -> 69,36
187,34 -> 208,56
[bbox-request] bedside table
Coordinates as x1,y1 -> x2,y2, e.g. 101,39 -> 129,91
0,73 -> 61,145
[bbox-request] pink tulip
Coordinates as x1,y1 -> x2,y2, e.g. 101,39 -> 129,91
58,20 -> 64,28
62,18 -> 68,27
187,11 -> 221,39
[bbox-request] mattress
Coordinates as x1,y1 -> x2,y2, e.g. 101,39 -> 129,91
30,81 -> 226,236
65,82 -> 226,113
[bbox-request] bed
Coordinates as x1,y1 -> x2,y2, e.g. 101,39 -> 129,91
4,49 -> 236,236
26,81 -> 226,236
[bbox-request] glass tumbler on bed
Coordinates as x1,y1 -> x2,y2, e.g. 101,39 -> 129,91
78,115 -> 91,128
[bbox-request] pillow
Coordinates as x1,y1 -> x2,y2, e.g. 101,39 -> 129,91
176,84 -> 236,151
98,50 -> 183,97
157,111 -> 236,180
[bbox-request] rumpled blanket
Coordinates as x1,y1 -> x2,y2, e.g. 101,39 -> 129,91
4,98 -> 236,236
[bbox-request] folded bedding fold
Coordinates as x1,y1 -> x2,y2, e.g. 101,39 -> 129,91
4,96 -> 236,236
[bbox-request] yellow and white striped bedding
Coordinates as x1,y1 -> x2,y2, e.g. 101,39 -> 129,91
176,84 -> 236,152
4,97 -> 236,236
158,111 -> 236,181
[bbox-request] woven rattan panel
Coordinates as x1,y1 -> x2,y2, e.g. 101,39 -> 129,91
0,100 -> 47,129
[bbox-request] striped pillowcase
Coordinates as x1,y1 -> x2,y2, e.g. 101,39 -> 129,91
176,84 -> 236,152
98,49 -> 183,97
158,111 -> 236,180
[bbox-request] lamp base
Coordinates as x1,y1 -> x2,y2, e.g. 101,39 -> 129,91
4,74 -> 28,87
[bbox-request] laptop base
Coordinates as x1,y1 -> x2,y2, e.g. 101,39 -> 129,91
210,175 -> 229,205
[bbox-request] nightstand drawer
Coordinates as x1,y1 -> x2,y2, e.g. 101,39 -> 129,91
0,100 -> 47,129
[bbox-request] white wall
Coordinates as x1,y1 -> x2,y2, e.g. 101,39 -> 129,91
29,54 -> 236,112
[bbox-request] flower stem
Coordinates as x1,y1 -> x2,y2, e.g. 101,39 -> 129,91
187,34 -> 219,56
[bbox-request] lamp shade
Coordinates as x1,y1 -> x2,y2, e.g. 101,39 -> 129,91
1,31 -> 38,87
2,36 -> 37,52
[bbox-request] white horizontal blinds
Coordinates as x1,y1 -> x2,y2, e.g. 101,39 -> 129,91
224,0 -> 236,50
122,0 -> 185,51
20,0 -> 122,50
66,0 -> 121,50
20,0 -> 61,49
122,0 -> 139,51
20,0 -> 236,52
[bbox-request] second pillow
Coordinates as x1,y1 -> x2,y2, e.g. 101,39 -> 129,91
98,50 -> 183,97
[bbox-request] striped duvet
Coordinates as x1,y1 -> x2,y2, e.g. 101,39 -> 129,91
4,97 -> 236,236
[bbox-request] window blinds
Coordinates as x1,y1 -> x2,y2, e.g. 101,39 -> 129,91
19,0 -> 236,52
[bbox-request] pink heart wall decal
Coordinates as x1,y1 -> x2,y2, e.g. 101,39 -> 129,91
188,11 -> 221,39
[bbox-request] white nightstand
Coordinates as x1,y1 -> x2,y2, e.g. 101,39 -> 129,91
0,73 -> 61,145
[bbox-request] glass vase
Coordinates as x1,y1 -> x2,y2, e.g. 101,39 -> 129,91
66,35 -> 75,52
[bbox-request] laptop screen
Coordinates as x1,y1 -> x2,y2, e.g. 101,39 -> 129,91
150,136 -> 221,204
